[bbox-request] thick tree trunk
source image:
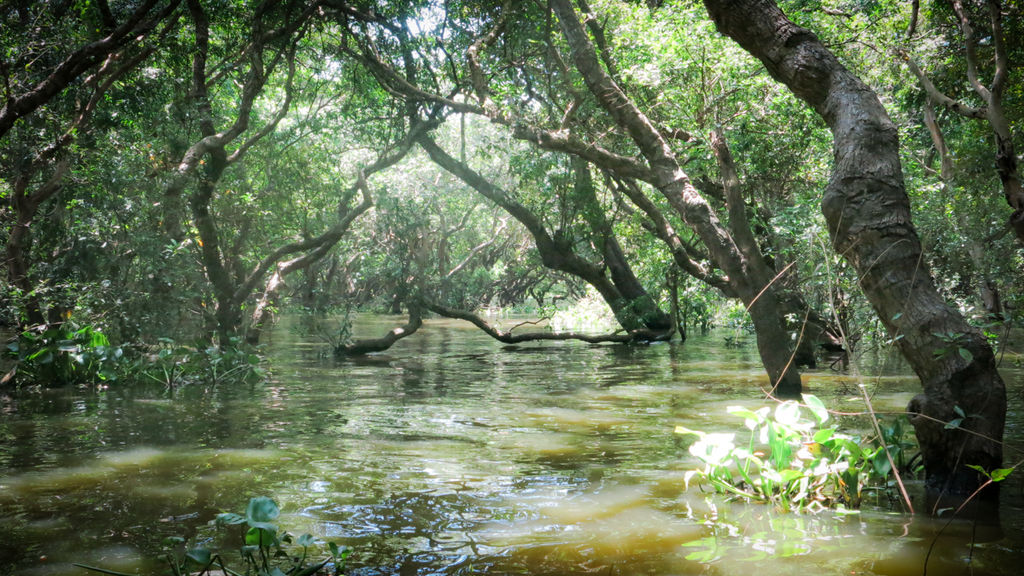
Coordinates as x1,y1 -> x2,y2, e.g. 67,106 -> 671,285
703,0 -> 1006,497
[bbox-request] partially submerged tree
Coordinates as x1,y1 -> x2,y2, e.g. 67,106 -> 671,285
701,0 -> 1006,498
417,131 -> 672,337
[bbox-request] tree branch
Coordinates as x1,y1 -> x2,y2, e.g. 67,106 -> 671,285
425,302 -> 667,343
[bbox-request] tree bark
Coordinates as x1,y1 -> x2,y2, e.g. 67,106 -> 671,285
703,0 -> 1006,498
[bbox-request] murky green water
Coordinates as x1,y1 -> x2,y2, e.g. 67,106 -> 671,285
2,315 -> 1023,575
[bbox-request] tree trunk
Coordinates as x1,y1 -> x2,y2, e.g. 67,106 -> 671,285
5,162 -> 71,327
703,0 -> 1006,498
572,156 -> 673,331
667,270 -> 686,343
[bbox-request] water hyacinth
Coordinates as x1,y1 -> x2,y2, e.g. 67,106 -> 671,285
676,394 -> 903,513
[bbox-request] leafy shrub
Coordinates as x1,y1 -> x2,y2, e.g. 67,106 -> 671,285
3,323 -> 122,387
676,394 -> 907,512
133,337 -> 264,388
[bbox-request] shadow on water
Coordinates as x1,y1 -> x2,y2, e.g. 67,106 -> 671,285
1,314 -> 1023,575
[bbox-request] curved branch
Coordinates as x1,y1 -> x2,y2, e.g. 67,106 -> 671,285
425,302 -> 669,343
951,0 -> 991,102
903,56 -> 986,119
335,306 -> 424,356
0,0 -> 179,138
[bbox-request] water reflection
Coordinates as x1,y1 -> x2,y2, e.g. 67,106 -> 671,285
0,315 -> 1022,575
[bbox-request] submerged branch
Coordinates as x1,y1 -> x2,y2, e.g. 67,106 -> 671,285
425,302 -> 670,344
335,306 -> 424,356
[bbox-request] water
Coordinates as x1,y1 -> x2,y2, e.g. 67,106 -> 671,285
1,315 -> 1022,575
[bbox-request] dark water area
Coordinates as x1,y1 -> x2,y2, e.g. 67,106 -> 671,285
2,315 -> 1023,575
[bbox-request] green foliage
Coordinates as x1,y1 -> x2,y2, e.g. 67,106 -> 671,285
930,330 -> 973,363
3,323 -> 122,387
133,337 -> 264,389
676,395 -> 910,512
550,287 -> 619,332
966,464 -> 1016,484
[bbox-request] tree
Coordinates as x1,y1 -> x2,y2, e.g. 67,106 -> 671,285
417,131 -> 672,336
549,0 -> 804,394
701,0 -> 1006,498
343,0 -> 832,392
1,0 -> 181,326
904,0 -> 1024,245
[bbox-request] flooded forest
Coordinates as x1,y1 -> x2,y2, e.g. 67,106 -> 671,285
2,1 -> 1024,575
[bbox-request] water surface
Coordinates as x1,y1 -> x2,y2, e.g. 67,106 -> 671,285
2,315 -> 1022,575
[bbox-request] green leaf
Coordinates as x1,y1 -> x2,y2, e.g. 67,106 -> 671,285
216,512 -> 246,525
246,496 -> 280,523
990,467 -> 1015,482
674,425 -> 703,437
245,525 -> 278,546
944,418 -> 963,430
958,347 -> 973,362
298,533 -> 315,547
727,406 -> 763,421
953,405 -> 966,418
812,428 -> 835,443
185,547 -> 211,565
774,401 -> 802,427
872,451 -> 892,477
802,394 -> 829,424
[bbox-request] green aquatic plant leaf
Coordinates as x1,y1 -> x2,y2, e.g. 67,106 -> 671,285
802,394 -> 829,424
185,547 -> 211,565
774,401 -> 802,427
967,464 -> 1016,482
246,496 -> 280,523
991,467 -> 1016,482
216,512 -> 247,525
245,525 -> 278,546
